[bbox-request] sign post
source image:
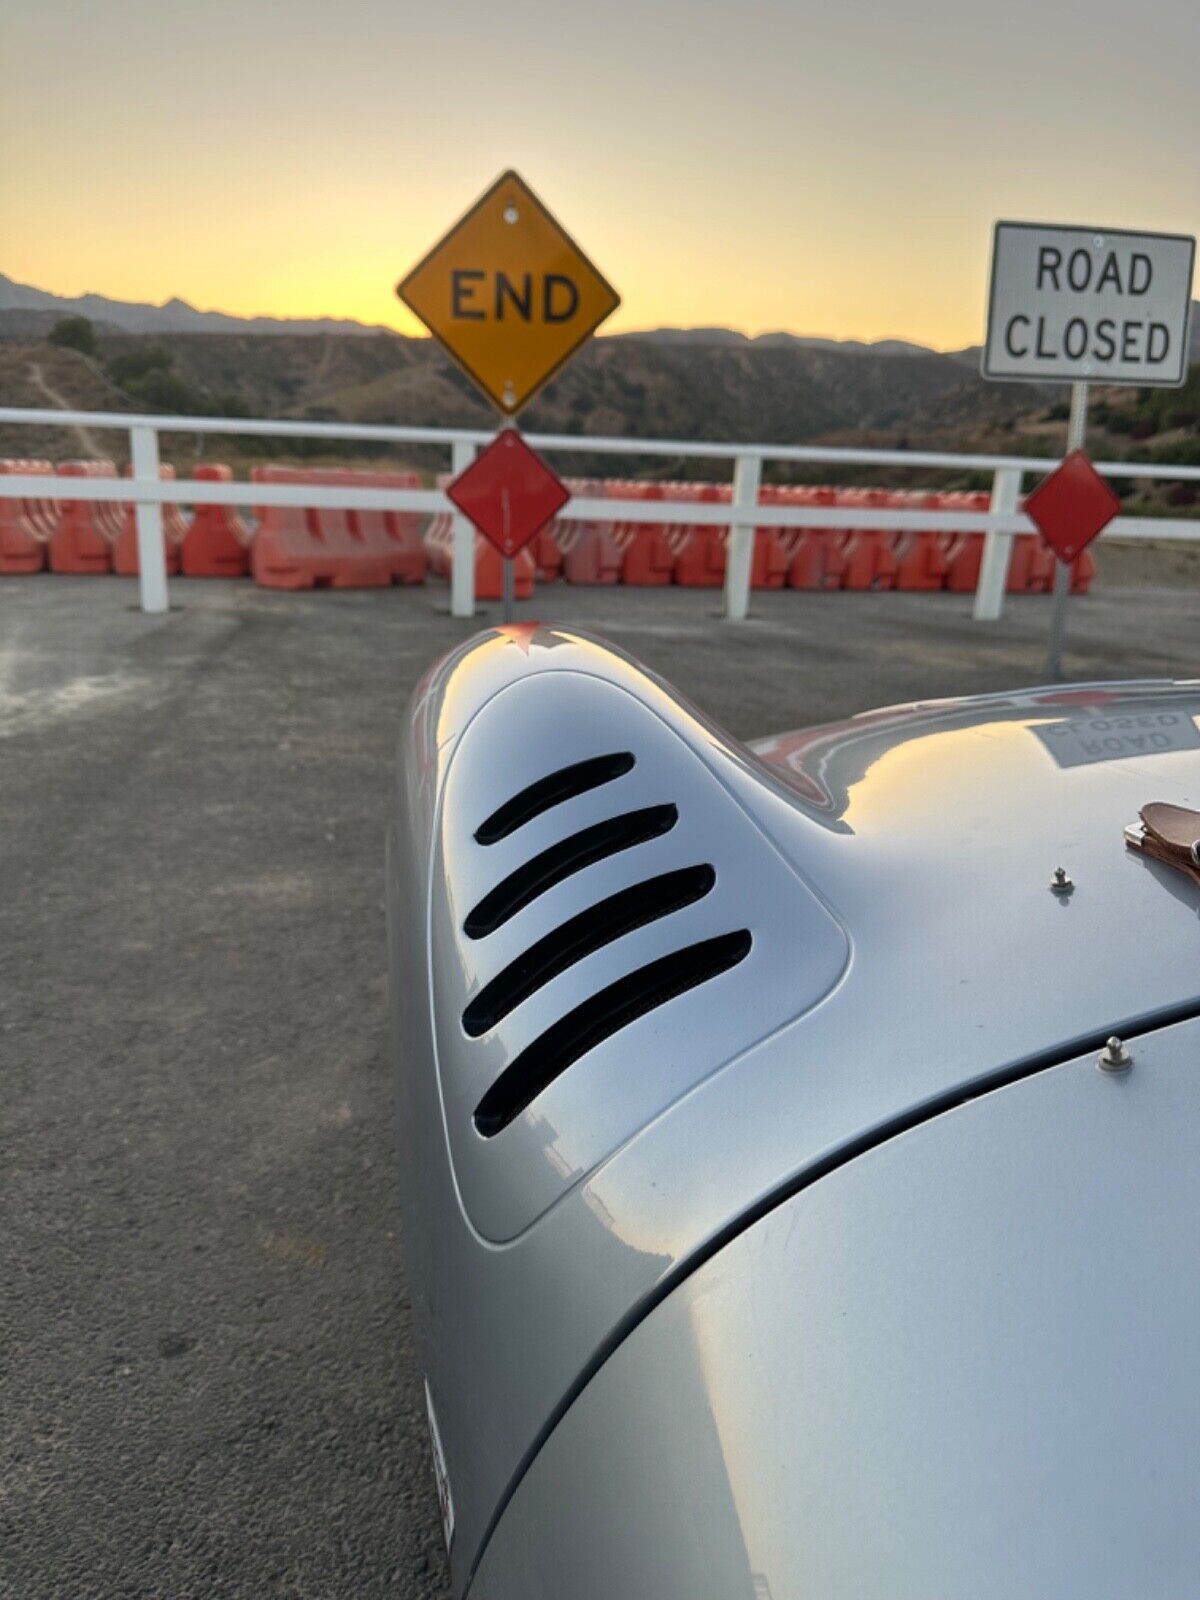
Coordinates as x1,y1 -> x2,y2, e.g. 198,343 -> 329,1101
982,220 -> 1195,672
501,550 -> 515,623
1044,381 -> 1088,679
397,172 -> 618,620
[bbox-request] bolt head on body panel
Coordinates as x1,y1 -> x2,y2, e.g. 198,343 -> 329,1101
1098,1036 -> 1133,1073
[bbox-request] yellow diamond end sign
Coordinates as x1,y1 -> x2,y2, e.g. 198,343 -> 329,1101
397,170 -> 620,416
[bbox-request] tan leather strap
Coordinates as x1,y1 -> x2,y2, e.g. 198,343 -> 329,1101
1130,802 -> 1200,887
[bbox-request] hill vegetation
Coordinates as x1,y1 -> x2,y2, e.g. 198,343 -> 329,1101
1,315 -> 1197,514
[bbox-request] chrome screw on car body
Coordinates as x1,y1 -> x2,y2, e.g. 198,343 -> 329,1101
1098,1036 -> 1133,1073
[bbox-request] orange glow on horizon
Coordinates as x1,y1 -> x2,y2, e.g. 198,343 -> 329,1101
1,0 -> 1194,354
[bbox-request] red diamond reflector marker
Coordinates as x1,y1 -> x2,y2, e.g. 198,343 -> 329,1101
1024,450 -> 1120,564
445,429 -> 569,558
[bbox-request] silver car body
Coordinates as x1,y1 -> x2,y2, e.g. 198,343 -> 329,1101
387,625 -> 1200,1598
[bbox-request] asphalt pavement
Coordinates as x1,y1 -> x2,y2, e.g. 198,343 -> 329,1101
3,572 -> 1198,1598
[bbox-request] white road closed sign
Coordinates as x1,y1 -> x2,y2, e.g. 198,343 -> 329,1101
983,221 -> 1195,386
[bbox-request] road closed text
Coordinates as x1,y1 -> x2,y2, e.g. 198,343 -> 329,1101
983,223 -> 1195,387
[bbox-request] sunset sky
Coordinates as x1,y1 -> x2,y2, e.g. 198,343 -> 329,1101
1,0 -> 1195,350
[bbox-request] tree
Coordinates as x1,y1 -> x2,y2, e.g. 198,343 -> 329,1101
48,316 -> 97,357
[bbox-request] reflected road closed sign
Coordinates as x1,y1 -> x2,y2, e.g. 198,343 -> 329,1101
1035,710 -> 1200,769
982,221 -> 1195,387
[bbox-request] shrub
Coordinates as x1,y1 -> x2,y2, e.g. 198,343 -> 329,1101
48,315 -> 97,357
107,344 -> 173,387
213,391 -> 251,419
1153,437 -> 1200,467
124,369 -> 202,412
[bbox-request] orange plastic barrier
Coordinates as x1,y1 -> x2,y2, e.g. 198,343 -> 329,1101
777,488 -> 845,590
938,491 -> 1097,596
831,489 -> 898,591
516,475 -> 1097,602
560,480 -> 622,584
734,487 -> 795,592
338,468 -> 425,585
50,461 -> 120,574
608,479 -> 782,589
939,491 -> 990,593
1015,536 -> 1095,594
537,476 -> 594,581
745,484 -> 791,591
1070,548 -> 1096,594
767,489 -> 806,590
252,467 -> 336,589
423,504 -> 453,576
1007,531 -> 1053,593
0,458 -> 54,573
23,466 -> 61,554
914,489 -> 1091,597
181,463 -> 250,577
889,492 -> 950,591
611,482 -> 674,586
477,541 -> 536,599
751,527 -> 790,589
113,465 -> 184,576
250,466 -> 424,589
534,523 -> 564,581
673,484 -> 726,588
659,485 -> 708,584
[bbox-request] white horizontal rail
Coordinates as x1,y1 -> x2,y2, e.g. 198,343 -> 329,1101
2,405 -> 1199,481
4,404 -> 1199,619
0,476 -> 447,512
1,473 -> 1195,543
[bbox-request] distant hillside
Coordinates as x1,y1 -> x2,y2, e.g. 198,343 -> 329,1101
2,303 -> 1196,510
3,325 -> 1196,530
614,327 -> 939,358
0,323 -> 1052,471
83,326 -> 1045,441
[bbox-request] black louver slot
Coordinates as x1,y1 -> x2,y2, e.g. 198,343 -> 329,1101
462,864 -> 717,1037
464,804 -> 678,939
473,929 -> 753,1136
474,752 -> 636,845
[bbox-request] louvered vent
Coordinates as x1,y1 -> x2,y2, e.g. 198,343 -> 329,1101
463,754 -> 751,1136
429,658 -> 849,1240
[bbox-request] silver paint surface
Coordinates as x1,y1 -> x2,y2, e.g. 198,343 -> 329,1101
474,1010 -> 1200,1600
387,628 -> 1200,1590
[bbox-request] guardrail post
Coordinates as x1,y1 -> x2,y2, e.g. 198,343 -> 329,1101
129,424 -> 169,615
972,466 -> 1021,622
723,453 -> 762,622
450,439 -> 477,619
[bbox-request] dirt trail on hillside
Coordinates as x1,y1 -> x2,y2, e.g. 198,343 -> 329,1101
26,361 -> 103,456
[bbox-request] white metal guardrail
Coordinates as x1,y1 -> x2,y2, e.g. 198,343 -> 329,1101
1,405 -> 1198,621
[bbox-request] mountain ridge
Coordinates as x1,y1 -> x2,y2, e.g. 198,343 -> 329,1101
0,273 -> 951,354
0,273 -> 387,338
3,271 -> 1196,360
